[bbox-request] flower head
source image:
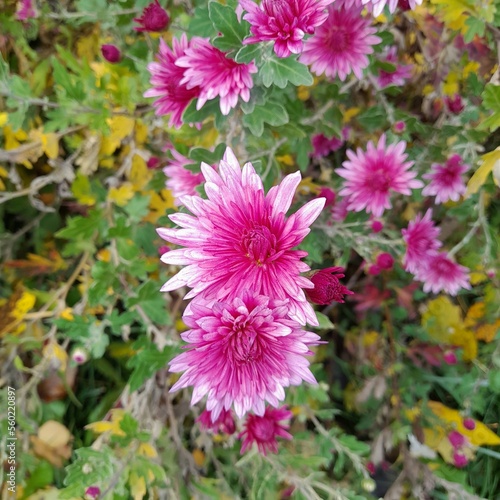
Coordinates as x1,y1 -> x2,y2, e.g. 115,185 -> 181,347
144,36 -> 201,128
463,418 -> 476,431
376,252 -> 394,270
418,252 -> 470,295
175,39 -> 257,115
402,210 -> 442,274
169,293 -> 320,418
448,430 -> 466,449
311,133 -> 344,158
16,0 -> 37,21
376,46 -> 413,88
163,149 -> 206,205
305,267 -> 353,305
197,408 -> 236,434
71,348 -> 88,365
445,94 -> 465,114
134,0 -> 169,32
336,134 -> 423,217
84,487 -> 101,500
453,451 -> 468,468
241,0 -> 332,58
362,0 -> 422,17
299,2 -> 381,81
101,44 -> 121,63
158,148 -> 326,325
422,154 -> 469,204
239,406 -> 293,455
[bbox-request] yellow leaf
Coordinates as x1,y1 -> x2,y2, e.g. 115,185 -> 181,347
86,409 -> 126,436
108,182 -> 135,207
450,327 -> 477,361
138,443 -> 157,458
466,148 -> 500,197
428,401 -> 500,446
71,173 -> 96,206
0,112 -> 8,127
465,302 -> 486,327
42,342 -> 68,372
476,320 -> 500,343
298,177 -> 321,195
11,291 -> 36,320
134,120 -> 149,145
38,421 -> 72,448
129,472 -> 146,500
192,448 -> 205,467
42,133 -> 59,159
100,116 -> 135,156
76,27 -> 100,62
443,72 -> 459,96
463,61 -> 480,79
297,86 -> 310,101
0,166 -> 7,178
128,154 -> 152,190
59,308 -> 74,321
343,107 -> 360,123
144,189 -> 176,223
97,248 -> 111,262
276,154 -> 295,167
421,296 -> 462,342
430,0 -> 472,31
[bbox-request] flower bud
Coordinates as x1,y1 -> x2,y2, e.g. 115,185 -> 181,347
393,120 -> 406,133
445,94 -> 464,114
448,430 -> 465,449
376,252 -> 394,270
318,187 -> 336,207
453,451 -> 468,468
147,156 -> 161,169
463,417 -> 476,431
367,264 -> 381,276
85,486 -> 100,500
101,44 -> 121,63
443,350 -> 458,365
371,220 -> 383,233
305,267 -> 354,305
71,348 -> 88,365
134,0 -> 170,32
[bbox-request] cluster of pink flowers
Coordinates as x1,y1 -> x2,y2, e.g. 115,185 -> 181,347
402,210 -> 470,295
146,35 -> 256,126
159,148 -> 352,453
376,46 -> 413,88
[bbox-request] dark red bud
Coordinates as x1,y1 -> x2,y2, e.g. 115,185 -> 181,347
376,252 -> 394,270
305,267 -> 354,305
101,44 -> 121,63
134,0 -> 170,32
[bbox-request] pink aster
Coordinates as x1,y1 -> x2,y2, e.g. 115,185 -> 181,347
311,131 -> 346,158
169,293 -> 320,418
239,406 -> 293,455
175,39 -> 257,116
163,149 -> 205,205
418,252 -> 470,296
376,46 -> 413,88
299,2 -> 381,81
240,0 -> 332,58
197,408 -> 236,434
422,154 -> 469,204
336,134 -> 423,217
158,148 -> 326,326
16,0 -> 37,20
144,36 -> 201,128
362,0 -> 422,17
402,210 -> 442,274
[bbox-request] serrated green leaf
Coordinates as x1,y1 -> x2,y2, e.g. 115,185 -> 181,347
182,98 -> 221,124
189,6 -> 217,37
235,44 -> 261,64
209,2 -> 249,54
127,281 -> 170,325
242,101 -> 289,136
260,56 -> 313,89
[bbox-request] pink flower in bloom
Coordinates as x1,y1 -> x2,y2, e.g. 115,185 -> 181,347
418,252 -> 470,295
169,294 -> 320,418
163,149 -> 206,205
158,148 -> 326,326
16,0 -> 37,20
336,134 -> 423,217
240,0 -> 332,58
402,210 -> 442,274
305,267 -> 353,305
239,406 -> 293,455
144,36 -> 201,128
362,0 -> 422,17
311,133 -> 344,158
422,154 -> 469,204
134,0 -> 169,32
299,2 -> 381,81
176,39 -> 257,115
197,408 -> 236,434
376,46 -> 413,88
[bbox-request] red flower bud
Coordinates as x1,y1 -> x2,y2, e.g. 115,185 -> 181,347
134,0 -> 169,32
305,267 -> 354,305
367,264 -> 381,276
443,350 -> 458,365
371,220 -> 383,233
448,430 -> 465,449
453,451 -> 468,468
376,252 -> 394,270
147,156 -> 161,169
463,418 -> 475,430
318,186 -> 336,207
101,44 -> 121,63
445,94 -> 464,114
84,486 -> 101,500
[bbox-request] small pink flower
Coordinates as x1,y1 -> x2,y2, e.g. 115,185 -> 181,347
453,451 -> 468,468
419,252 -> 470,296
376,46 -> 413,88
443,350 -> 458,365
134,0 -> 169,32
145,36 -> 201,128
16,0 -> 37,21
402,210 -> 442,275
169,293 -> 320,418
305,267 -> 353,305
367,264 -> 381,275
84,487 -> 100,500
445,94 -> 465,114
393,121 -> 406,134
101,44 -> 121,63
311,133 -> 344,158
318,187 -> 336,206
241,0 -> 332,58
448,430 -> 466,449
239,406 -> 293,455
336,134 -> 423,217
197,408 -> 236,434
376,252 -> 394,270
147,156 -> 161,169
371,219 -> 384,233
158,148 -> 326,326
422,154 -> 469,204
300,2 -> 381,81
71,348 -> 88,365
463,418 -> 476,431
176,39 -> 257,115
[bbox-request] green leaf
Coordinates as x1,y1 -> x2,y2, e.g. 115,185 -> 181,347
481,83 -> 500,131
242,101 -> 289,136
55,209 -> 102,241
357,105 -> 388,132
182,98 -> 221,124
209,2 -> 249,54
189,6 -> 217,37
464,16 -> 485,43
260,56 -> 313,89
126,281 -> 170,326
189,143 -> 227,165
235,44 -> 261,64
315,312 -> 334,330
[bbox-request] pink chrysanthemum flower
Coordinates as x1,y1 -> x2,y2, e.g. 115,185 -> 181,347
311,129 -> 348,157
175,39 -> 257,116
376,46 -> 413,88
158,148 -> 326,325
240,0 -> 332,58
362,0 -> 422,17
418,252 -> 471,295
336,134 -> 423,217
163,149 -> 205,205
422,154 -> 469,204
239,406 -> 293,455
133,0 -> 169,32
16,0 -> 37,20
169,294 -> 320,418
197,408 -> 236,434
305,267 -> 353,305
299,2 -> 381,81
144,36 -> 201,128
402,210 -> 442,274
